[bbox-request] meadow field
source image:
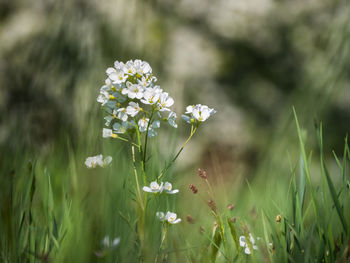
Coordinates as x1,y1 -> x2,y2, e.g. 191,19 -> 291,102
1,0 -> 350,262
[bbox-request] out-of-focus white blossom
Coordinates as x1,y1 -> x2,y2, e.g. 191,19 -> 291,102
182,104 -> 216,124
239,234 -> 258,255
163,182 -> 179,194
156,211 -> 181,224
85,155 -> 112,168
165,212 -> 181,224
143,181 -> 163,193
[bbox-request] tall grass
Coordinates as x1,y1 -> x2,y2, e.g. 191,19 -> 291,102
1,108 -> 349,262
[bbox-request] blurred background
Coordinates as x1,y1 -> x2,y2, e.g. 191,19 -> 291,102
1,0 -> 350,261
1,0 -> 350,176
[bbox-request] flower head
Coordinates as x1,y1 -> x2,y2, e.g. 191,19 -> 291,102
85,155 -> 112,168
182,104 -> 216,124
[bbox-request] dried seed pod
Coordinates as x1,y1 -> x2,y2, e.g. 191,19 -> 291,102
189,184 -> 198,194
197,168 -> 207,179
207,199 -> 217,212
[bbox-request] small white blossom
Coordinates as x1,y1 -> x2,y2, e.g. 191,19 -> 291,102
138,117 -> 149,132
158,92 -> 174,111
156,211 -> 181,224
143,181 -> 163,193
107,67 -> 128,84
141,90 -> 160,105
123,60 -> 137,75
116,108 -> 128,122
102,236 -> 120,248
126,102 -> 142,117
97,90 -> 110,106
182,104 -> 216,123
165,212 -> 181,224
239,234 -> 258,255
85,155 -> 112,168
122,82 -> 144,99
163,182 -> 179,194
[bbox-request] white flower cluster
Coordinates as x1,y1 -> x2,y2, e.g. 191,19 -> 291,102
142,181 -> 179,194
239,234 -> 258,255
182,104 -> 216,124
97,59 -> 177,138
85,155 -> 112,168
156,211 -> 181,224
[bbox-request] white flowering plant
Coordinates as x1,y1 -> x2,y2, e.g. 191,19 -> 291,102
86,59 -> 215,254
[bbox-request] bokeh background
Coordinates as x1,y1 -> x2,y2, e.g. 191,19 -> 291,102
1,0 -> 350,261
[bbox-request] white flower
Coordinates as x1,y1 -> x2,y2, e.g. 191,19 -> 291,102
156,211 -> 181,224
116,108 -> 128,122
122,82 -> 144,99
141,89 -> 160,105
167,111 -> 177,128
185,105 -> 194,114
165,212 -> 181,224
138,76 -> 151,89
192,104 -> 215,122
85,155 -> 112,168
107,67 -> 128,84
135,60 -> 152,75
239,234 -> 258,255
158,92 -> 174,111
182,104 -> 216,123
102,236 -> 120,248
123,60 -> 137,75
138,117 -> 149,132
126,102 -> 142,117
97,90 -> 110,106
163,182 -> 179,194
143,181 -> 163,193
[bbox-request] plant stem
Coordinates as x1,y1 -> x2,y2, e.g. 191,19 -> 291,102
158,124 -> 198,181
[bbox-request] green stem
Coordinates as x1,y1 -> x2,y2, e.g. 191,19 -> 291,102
143,108 -> 154,171
158,124 -> 198,181
115,135 -> 139,147
134,118 -> 147,186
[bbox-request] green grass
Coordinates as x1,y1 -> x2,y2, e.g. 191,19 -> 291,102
1,108 -> 349,263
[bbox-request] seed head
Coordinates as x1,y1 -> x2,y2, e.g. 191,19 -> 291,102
207,199 -> 217,212
189,184 -> 198,194
197,168 -> 207,179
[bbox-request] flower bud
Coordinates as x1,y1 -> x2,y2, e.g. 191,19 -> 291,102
186,215 -> 195,224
